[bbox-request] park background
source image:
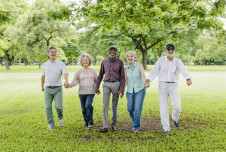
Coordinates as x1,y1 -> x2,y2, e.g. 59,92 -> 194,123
0,0 -> 226,151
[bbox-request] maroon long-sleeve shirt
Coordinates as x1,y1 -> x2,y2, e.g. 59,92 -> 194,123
96,58 -> 125,92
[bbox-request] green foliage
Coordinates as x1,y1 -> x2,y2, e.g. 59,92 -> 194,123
0,66 -> 226,151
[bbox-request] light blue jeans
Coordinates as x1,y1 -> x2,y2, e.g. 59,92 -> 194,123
126,88 -> 146,130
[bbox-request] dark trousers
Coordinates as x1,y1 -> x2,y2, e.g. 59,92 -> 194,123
79,94 -> 95,126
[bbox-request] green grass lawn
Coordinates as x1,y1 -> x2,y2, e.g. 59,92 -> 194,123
0,65 -> 226,151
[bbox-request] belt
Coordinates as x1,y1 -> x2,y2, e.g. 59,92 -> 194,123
46,86 -> 61,89
166,82 -> 175,83
104,80 -> 119,83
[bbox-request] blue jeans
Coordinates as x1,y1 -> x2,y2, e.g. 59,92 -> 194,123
79,94 -> 95,126
126,88 -> 146,130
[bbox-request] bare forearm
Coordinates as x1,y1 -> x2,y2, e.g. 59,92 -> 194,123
41,76 -> 45,87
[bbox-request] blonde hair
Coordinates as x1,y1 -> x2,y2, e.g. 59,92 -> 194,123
126,51 -> 138,62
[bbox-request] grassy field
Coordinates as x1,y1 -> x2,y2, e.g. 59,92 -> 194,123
0,65 -> 226,151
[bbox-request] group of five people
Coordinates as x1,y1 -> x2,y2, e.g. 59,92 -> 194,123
41,44 -> 192,134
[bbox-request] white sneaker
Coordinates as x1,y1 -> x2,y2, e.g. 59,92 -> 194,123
58,119 -> 64,127
46,125 -> 55,130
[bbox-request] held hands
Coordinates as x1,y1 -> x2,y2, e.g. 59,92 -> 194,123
144,79 -> 150,88
95,88 -> 100,95
118,91 -> 124,98
187,80 -> 192,86
64,81 -> 69,88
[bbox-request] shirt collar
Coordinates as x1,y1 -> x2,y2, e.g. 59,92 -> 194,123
165,56 -> 175,62
108,57 -> 117,62
49,59 -> 58,63
126,62 -> 136,69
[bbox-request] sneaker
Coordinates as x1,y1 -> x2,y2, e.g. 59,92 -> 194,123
130,128 -> 139,133
174,120 -> 180,128
46,125 -> 55,130
163,130 -> 169,134
58,119 -> 64,127
88,124 -> 93,128
111,126 -> 117,131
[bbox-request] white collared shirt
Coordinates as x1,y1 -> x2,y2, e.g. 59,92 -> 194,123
147,56 -> 191,83
42,60 -> 68,87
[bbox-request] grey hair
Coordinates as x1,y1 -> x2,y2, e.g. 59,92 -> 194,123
126,51 -> 138,62
78,53 -> 92,66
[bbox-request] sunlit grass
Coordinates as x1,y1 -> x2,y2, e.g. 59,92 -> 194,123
0,66 -> 225,151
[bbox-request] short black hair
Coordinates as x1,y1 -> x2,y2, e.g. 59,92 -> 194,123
48,47 -> 57,53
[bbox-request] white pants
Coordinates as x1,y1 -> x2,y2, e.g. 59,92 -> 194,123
158,82 -> 181,131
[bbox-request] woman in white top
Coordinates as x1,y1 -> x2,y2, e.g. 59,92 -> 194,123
68,53 -> 97,128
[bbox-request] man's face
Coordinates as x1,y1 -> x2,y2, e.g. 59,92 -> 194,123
48,49 -> 57,60
109,49 -> 117,59
165,47 -> 175,57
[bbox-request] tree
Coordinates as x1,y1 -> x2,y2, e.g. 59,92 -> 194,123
72,0 -> 226,69
12,0 -> 72,68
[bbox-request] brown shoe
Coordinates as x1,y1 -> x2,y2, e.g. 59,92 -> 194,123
111,126 -> 117,131
100,128 -> 108,133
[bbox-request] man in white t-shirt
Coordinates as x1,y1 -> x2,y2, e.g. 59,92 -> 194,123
41,47 -> 69,130
146,44 -> 192,134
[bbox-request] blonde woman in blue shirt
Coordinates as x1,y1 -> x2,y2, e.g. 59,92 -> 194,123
125,51 -> 149,132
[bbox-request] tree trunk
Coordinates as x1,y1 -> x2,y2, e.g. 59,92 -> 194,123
39,63 -> 41,69
9,56 -> 14,66
141,50 -> 148,70
5,51 -> 10,70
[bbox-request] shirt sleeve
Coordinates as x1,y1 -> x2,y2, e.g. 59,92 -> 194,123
69,71 -> 79,87
96,61 -> 105,89
61,63 -> 68,75
178,59 -> 192,80
147,58 -> 160,82
119,61 -> 125,92
42,63 -> 45,76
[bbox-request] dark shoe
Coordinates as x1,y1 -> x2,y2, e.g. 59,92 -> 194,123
174,120 -> 180,128
130,128 -> 139,133
163,130 -> 169,134
111,126 -> 117,131
100,128 -> 108,133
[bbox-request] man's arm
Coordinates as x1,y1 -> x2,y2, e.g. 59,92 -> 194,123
95,61 -> 105,94
63,73 -> 69,88
118,61 -> 125,98
146,59 -> 160,83
178,59 -> 192,86
41,76 -> 45,91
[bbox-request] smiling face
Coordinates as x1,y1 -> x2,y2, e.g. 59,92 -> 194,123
109,49 -> 117,59
127,53 -> 136,64
48,48 -> 57,61
81,56 -> 90,67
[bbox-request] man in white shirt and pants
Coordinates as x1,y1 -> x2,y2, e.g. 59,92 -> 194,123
41,47 -> 69,130
146,44 -> 192,134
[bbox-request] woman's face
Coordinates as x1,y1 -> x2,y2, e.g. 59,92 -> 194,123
127,53 -> 135,64
82,56 -> 90,67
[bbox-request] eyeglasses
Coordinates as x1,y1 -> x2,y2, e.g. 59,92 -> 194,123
167,48 -> 175,51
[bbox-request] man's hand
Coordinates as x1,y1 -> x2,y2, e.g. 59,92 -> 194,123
118,91 -> 124,98
42,86 -> 44,91
95,88 -> 100,95
187,79 -> 192,86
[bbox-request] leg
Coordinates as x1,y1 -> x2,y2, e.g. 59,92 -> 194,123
158,83 -> 170,131
85,94 -> 95,125
110,82 -> 120,127
169,83 -> 181,122
126,92 -> 135,123
103,82 -> 111,128
44,88 -> 54,126
79,94 -> 89,126
133,88 -> 146,130
54,87 -> 63,120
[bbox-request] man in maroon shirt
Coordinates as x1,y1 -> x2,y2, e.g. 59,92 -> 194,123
95,45 -> 125,133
